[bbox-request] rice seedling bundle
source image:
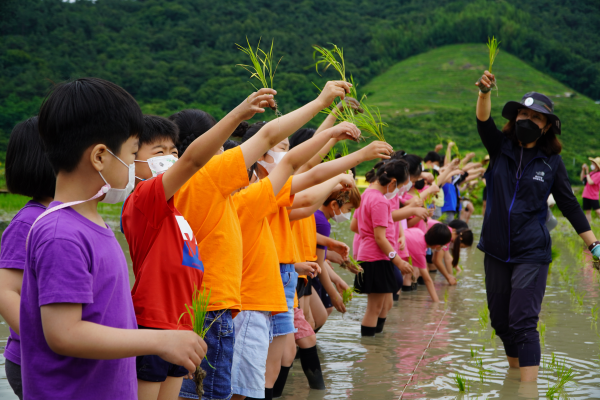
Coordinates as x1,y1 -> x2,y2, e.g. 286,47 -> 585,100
321,146 -> 337,163
342,286 -> 357,306
236,37 -> 282,114
355,96 -> 387,143
179,285 -> 217,398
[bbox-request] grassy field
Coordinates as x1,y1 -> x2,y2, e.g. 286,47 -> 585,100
350,44 -> 600,180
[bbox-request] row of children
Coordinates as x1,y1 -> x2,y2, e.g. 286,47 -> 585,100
0,77 -> 399,400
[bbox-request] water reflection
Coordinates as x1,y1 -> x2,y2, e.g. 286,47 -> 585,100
1,216 -> 600,399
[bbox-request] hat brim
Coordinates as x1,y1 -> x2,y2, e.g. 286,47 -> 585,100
502,101 -> 561,134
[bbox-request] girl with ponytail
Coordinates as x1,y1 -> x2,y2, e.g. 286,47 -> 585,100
354,160 -> 413,337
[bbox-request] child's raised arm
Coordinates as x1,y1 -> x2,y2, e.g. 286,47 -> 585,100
289,174 -> 354,220
41,303 -> 207,373
240,81 -> 352,169
291,141 -> 392,195
267,122 -> 360,196
162,89 -> 276,200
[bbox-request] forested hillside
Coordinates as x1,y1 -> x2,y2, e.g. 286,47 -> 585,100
1,0 -> 600,179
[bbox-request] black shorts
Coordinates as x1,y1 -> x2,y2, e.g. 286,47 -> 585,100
311,276 -> 332,308
296,275 -> 313,299
353,260 -> 398,294
583,197 -> 600,211
136,325 -> 188,382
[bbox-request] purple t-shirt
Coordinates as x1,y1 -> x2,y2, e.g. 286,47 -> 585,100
0,200 -> 46,365
314,210 -> 331,258
21,202 -> 137,399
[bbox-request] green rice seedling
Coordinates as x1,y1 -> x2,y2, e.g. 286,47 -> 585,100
577,292 -> 585,307
487,36 -> 501,73
443,289 -> 449,304
490,329 -> 496,340
590,305 -> 599,328
355,96 -> 387,142
538,320 -> 546,347
313,43 -> 346,81
321,146 -> 337,163
470,346 -> 477,358
179,285 -> 218,398
236,37 -> 282,113
478,369 -> 487,383
453,372 -> 470,392
342,286 -> 358,306
486,36 -> 500,94
478,305 -> 490,330
546,360 -> 575,399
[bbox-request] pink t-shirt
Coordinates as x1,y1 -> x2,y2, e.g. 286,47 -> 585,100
356,189 -> 394,262
405,227 -> 427,269
352,233 -> 361,259
388,194 -> 400,251
583,171 -> 600,200
402,191 -> 427,232
425,219 -> 453,251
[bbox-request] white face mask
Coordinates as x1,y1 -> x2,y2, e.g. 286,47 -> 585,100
399,181 -> 412,196
332,206 -> 351,223
99,150 -> 136,204
433,165 -> 440,171
136,155 -> 177,178
257,150 -> 287,174
384,181 -> 399,200
592,164 -> 597,171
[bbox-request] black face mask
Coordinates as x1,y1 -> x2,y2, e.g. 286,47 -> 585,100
414,179 -> 425,190
515,119 -> 543,144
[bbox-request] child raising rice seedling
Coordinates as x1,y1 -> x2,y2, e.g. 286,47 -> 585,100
20,78 -> 207,400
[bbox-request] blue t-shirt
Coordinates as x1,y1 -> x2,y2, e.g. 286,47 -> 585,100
442,182 -> 458,213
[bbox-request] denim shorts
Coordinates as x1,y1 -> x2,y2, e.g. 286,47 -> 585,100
179,310 -> 234,400
271,264 -> 298,337
231,311 -> 272,398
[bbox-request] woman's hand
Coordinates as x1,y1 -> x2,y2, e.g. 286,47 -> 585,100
334,97 -> 362,116
326,250 -> 345,265
393,257 -> 413,275
475,70 -> 496,93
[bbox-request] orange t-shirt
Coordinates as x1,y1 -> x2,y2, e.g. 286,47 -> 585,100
291,219 -> 307,262
174,147 -> 249,312
302,215 -> 318,262
233,178 -> 288,315
267,177 -> 301,264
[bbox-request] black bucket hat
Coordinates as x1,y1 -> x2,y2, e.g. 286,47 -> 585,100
502,92 -> 561,134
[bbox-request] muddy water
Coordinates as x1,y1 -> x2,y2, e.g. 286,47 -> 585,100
1,216 -> 600,399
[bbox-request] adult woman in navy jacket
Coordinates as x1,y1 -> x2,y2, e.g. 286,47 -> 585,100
475,70 -> 600,382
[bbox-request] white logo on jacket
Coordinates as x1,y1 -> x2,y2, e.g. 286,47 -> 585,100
534,171 -> 545,182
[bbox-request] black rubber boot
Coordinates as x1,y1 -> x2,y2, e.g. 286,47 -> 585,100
273,365 -> 291,398
392,293 -> 400,301
299,346 -> 326,390
375,317 -> 386,333
361,325 -> 376,337
401,285 -> 413,292
417,276 -> 425,285
265,387 -> 274,400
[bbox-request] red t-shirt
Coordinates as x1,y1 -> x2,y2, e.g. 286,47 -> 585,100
122,174 -> 204,330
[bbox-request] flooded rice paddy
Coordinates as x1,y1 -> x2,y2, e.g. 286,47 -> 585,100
1,215 -> 600,399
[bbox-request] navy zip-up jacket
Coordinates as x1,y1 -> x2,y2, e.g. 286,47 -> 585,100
477,117 -> 589,264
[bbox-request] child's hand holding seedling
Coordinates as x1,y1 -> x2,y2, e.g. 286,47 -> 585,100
233,88 -> 278,120
334,97 -> 363,116
158,330 -> 208,374
329,240 -> 350,260
317,81 -> 352,109
358,141 -> 394,162
327,121 -> 361,142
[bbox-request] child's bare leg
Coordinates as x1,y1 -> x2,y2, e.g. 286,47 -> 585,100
157,377 -> 184,400
138,380 -> 161,400
362,293 -> 386,327
310,292 -> 328,330
265,335 -> 287,387
420,268 -> 439,302
595,208 -> 600,220
586,210 -> 592,222
379,293 -> 393,319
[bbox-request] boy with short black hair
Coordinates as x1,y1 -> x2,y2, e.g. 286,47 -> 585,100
21,77 -> 207,400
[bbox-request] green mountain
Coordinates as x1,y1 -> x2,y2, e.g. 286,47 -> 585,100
359,44 -> 600,180
1,0 -> 600,183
